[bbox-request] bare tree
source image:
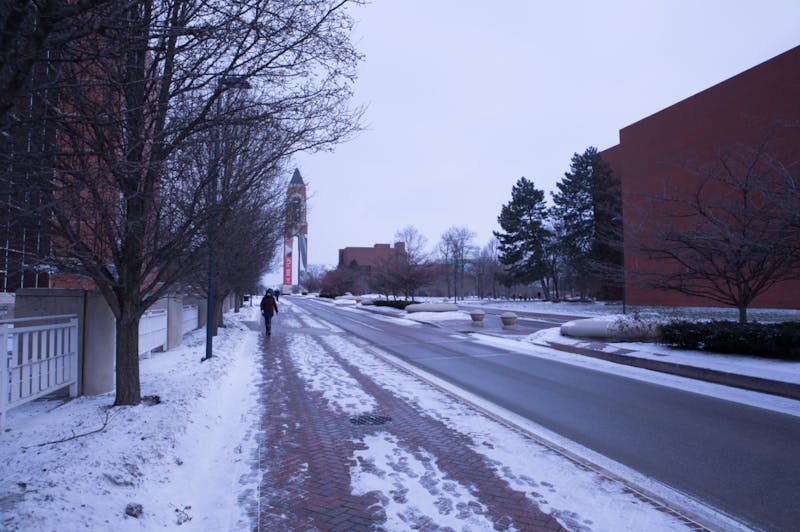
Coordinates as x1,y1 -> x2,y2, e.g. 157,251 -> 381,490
320,264 -> 360,295
439,226 -> 476,301
395,226 -> 428,263
0,0 -> 125,127
163,90 -> 287,334
8,0 -> 363,406
303,264 -> 330,293
180,176 -> 285,332
392,225 -> 435,300
368,255 -> 403,300
470,238 -> 502,299
214,194 -> 283,323
640,134 -> 800,323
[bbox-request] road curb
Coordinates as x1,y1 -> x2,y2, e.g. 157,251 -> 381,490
354,303 -> 800,401
541,340 -> 800,400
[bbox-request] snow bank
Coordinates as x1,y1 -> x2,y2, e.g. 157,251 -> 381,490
405,303 -> 459,313
561,314 -> 661,341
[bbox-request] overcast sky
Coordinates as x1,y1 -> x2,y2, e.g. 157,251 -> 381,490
274,0 -> 800,281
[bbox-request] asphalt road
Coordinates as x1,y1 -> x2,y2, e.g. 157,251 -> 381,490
290,297 -> 800,531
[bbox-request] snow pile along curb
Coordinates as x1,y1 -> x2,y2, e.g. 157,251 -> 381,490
561,315 -> 661,341
405,303 -> 459,313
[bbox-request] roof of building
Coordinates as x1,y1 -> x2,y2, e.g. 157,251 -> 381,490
290,168 -> 305,186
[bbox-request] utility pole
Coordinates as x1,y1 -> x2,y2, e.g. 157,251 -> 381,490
203,76 -> 250,362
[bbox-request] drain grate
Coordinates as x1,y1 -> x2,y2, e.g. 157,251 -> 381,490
349,414 -> 392,426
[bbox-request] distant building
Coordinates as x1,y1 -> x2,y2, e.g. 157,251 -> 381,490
602,45 -> 800,309
338,243 -> 406,273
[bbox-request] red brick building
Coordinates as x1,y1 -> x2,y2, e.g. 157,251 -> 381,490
602,45 -> 800,309
338,243 -> 407,273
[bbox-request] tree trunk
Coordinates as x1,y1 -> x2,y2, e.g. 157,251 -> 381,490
540,279 -> 551,301
214,297 -> 224,332
115,311 -> 141,406
738,304 -> 748,324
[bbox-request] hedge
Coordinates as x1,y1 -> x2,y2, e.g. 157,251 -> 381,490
373,300 -> 414,310
659,320 -> 800,360
318,290 -> 340,299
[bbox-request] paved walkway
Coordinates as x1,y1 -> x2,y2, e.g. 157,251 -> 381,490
250,304 -> 566,531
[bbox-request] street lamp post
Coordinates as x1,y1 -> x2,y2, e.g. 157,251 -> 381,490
202,76 -> 250,362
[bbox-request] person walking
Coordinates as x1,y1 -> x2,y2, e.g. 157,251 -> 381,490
260,288 -> 279,335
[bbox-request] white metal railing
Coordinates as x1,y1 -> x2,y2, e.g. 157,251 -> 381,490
181,305 -> 198,335
138,309 -> 167,355
1,315 -> 78,427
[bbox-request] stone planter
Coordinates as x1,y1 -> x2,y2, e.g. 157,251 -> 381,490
500,312 -> 518,328
405,303 -> 459,313
469,309 -> 485,326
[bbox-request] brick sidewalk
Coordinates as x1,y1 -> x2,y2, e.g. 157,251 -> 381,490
250,305 -> 565,531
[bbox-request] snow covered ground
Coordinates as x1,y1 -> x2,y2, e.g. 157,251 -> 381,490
460,297 -> 800,323
2,299 -> 796,531
303,331 -> 704,531
1,309 -> 263,531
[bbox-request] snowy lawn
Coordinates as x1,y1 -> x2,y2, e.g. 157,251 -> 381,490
0,306 -> 263,531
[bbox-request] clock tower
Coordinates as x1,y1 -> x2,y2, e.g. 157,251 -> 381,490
283,169 -> 308,293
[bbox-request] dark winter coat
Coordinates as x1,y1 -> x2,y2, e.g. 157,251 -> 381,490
260,294 -> 279,317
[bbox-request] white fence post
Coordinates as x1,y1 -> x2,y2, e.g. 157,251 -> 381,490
69,318 -> 78,397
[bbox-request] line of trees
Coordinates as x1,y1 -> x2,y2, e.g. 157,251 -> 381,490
313,145 -> 624,303
494,147 -> 623,302
314,136 -> 797,321
491,133 -> 799,322
316,225 -> 525,301
1,0 -> 364,405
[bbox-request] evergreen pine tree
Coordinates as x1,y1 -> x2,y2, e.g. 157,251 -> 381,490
551,147 -> 622,299
590,151 -> 623,300
493,177 -> 552,289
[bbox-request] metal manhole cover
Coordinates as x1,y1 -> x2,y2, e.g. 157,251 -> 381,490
349,415 -> 392,426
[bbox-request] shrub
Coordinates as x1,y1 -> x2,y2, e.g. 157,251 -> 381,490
659,320 -> 800,360
318,290 -> 340,299
373,300 -> 414,310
